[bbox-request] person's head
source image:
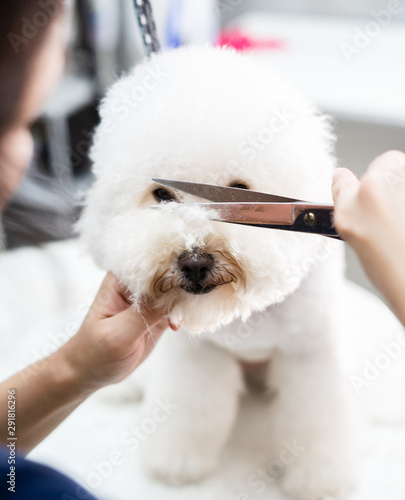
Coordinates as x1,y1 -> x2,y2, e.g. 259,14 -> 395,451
0,0 -> 66,211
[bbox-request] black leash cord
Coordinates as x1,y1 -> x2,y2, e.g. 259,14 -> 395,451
133,0 -> 161,56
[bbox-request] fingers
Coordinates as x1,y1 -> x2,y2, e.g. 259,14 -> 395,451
332,168 -> 359,206
367,150 -> 405,176
89,272 -> 168,323
86,272 -> 130,321
168,319 -> 182,331
87,271 -> 174,355
136,322 -> 168,365
109,304 -> 169,344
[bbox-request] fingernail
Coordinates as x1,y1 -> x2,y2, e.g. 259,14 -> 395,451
168,319 -> 181,331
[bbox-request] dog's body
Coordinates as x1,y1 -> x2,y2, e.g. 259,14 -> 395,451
79,47 -> 355,499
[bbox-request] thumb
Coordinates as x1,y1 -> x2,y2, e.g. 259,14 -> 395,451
88,272 -> 167,325
332,168 -> 359,207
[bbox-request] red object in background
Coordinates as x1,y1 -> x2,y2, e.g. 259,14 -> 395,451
217,29 -> 285,52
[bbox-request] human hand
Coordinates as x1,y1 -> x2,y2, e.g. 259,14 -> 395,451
332,150 -> 405,326
1,272 -> 177,453
59,272 -> 177,393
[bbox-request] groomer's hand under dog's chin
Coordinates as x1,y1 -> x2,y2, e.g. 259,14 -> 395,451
56,272 -> 177,396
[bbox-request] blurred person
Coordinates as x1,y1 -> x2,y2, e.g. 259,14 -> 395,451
0,2 -> 171,498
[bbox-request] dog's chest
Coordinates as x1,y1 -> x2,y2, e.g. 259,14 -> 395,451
202,304 -> 285,362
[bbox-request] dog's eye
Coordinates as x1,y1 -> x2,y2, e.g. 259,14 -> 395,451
230,182 -> 249,190
153,188 -> 176,203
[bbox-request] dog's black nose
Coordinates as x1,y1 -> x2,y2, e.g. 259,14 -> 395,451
178,252 -> 214,284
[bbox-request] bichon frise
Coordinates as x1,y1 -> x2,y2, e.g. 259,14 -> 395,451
78,46 -> 355,499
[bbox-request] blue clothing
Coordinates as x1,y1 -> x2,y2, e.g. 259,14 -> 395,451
1,448 -> 98,500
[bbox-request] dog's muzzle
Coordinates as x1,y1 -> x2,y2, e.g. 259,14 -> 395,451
151,245 -> 245,298
178,251 -> 217,295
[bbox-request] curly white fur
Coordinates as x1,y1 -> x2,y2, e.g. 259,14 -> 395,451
78,46 -> 356,499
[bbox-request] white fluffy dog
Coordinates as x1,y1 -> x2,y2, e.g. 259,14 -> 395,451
78,47 -> 355,499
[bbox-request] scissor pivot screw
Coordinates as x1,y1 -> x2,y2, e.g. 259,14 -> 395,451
304,212 -> 317,226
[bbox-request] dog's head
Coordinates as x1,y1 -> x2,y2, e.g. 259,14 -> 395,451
78,47 -> 336,333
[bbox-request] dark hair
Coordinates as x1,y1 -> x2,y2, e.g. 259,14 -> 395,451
0,0 -> 64,132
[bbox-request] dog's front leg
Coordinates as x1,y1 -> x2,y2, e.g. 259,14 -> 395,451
139,331 -> 244,484
267,342 -> 356,500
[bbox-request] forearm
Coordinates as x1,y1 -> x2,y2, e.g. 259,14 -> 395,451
332,152 -> 405,328
356,232 -> 405,327
0,273 -> 169,455
0,347 -> 92,454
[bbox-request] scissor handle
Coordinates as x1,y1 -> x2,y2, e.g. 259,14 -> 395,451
245,207 -> 341,239
292,208 -> 341,239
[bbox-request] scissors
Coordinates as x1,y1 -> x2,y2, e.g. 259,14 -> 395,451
152,179 -> 341,240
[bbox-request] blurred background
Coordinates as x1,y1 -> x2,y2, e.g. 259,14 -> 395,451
1,0 -> 404,294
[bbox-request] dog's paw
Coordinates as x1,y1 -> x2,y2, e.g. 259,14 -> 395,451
280,460 -> 354,500
141,440 -> 218,485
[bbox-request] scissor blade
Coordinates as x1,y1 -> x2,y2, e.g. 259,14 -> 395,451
152,179 -> 300,203
175,202 -> 341,239
181,202 -> 296,225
